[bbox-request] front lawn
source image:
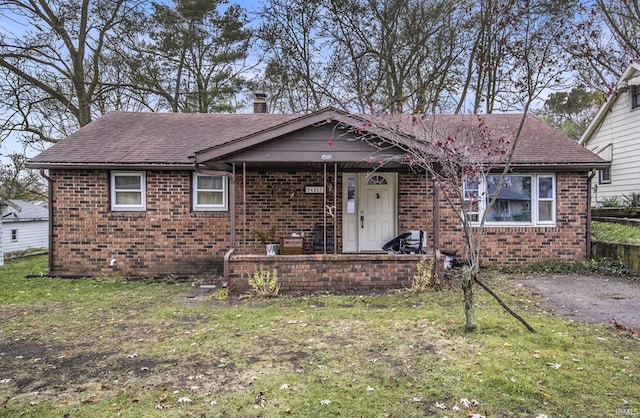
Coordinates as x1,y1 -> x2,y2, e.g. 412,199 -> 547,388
1,256 -> 638,417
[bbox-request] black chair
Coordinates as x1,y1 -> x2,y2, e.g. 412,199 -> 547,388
399,230 -> 425,254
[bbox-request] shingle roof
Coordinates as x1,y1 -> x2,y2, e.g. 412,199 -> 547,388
27,109 -> 606,169
419,113 -> 607,167
1,199 -> 48,221
28,111 -> 300,168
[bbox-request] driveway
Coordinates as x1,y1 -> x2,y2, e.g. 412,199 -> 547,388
517,274 -> 640,331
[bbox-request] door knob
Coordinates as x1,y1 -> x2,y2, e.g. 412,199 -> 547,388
360,215 -> 364,228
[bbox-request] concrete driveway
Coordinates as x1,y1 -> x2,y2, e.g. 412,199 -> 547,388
517,274 -> 640,331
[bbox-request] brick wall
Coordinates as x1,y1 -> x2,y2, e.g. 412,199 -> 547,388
48,168 -> 589,279
50,169 -> 229,277
437,171 -> 589,264
228,254 -> 425,292
236,171 -> 342,254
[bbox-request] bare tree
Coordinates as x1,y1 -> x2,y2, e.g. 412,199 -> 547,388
0,0 -> 147,140
256,0 -> 338,113
457,0 -> 578,114
256,0 -> 468,114
0,153 -> 47,200
346,0 -> 566,332
569,0 -> 640,89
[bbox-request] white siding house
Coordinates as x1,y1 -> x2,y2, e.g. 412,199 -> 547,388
579,62 -> 640,206
1,199 -> 49,258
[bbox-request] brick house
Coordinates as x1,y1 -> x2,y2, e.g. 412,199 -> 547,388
27,105 -> 607,291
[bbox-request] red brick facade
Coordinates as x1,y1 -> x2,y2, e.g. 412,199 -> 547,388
47,168 -> 589,286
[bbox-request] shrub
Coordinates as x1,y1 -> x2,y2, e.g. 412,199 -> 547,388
248,266 -> 280,297
408,257 -> 435,294
623,192 -> 640,207
492,258 -> 636,279
211,288 -> 229,300
600,196 -> 623,207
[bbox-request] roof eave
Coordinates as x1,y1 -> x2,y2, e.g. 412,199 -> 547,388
26,162 -> 195,171
504,162 -> 611,171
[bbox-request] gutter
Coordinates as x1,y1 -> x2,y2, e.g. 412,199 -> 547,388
39,168 -> 54,273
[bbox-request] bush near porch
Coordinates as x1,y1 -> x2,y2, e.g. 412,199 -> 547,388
0,256 -> 638,417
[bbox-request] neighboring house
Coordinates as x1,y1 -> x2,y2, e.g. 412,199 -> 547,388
579,62 -> 640,206
26,104 -> 606,290
1,199 -> 49,259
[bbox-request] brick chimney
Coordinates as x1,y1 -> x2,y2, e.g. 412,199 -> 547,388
253,93 -> 268,113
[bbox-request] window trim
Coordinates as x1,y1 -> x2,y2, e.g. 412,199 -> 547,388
632,85 -> 640,110
192,174 -> 228,212
110,171 -> 146,211
465,173 -> 556,227
599,167 -> 611,184
11,229 -> 17,242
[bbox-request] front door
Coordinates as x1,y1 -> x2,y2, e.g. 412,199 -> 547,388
343,173 -> 397,252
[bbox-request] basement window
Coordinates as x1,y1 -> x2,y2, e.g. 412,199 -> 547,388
111,172 -> 146,211
193,174 -> 228,211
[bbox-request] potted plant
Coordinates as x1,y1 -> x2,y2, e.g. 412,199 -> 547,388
254,227 -> 279,255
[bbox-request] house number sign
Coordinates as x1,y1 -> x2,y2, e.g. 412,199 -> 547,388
305,186 -> 324,194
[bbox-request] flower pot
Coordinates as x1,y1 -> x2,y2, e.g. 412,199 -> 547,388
266,243 -> 279,256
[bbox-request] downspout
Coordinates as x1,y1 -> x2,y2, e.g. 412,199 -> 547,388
40,168 -> 54,273
586,170 -> 596,259
194,165 -> 236,283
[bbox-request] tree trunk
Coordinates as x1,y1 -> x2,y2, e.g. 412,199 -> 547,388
462,269 -> 477,332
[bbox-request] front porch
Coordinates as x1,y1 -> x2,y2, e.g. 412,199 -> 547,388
227,252 -> 434,292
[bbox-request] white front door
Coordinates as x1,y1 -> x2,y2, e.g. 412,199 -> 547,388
342,173 -> 397,252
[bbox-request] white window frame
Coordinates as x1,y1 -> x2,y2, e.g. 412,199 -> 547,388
111,171 -> 146,211
467,173 -> 556,227
193,174 -> 228,212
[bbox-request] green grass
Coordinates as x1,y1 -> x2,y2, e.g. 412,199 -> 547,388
1,255 -> 639,417
592,221 -> 640,245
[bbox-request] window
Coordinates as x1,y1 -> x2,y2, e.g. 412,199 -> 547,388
599,167 -> 611,184
463,178 -> 480,222
193,174 -> 228,211
469,174 -> 555,226
11,229 -> 17,242
111,172 -> 146,211
632,85 -> 640,109
367,174 -> 388,185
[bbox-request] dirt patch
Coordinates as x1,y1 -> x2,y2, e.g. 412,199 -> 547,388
516,274 -> 640,331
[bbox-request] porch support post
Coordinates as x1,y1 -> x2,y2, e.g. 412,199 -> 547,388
334,163 -> 338,254
243,162 -> 247,250
323,163 -> 327,254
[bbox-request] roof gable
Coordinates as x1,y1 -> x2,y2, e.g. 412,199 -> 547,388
579,62 -> 640,145
194,108 -> 400,165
